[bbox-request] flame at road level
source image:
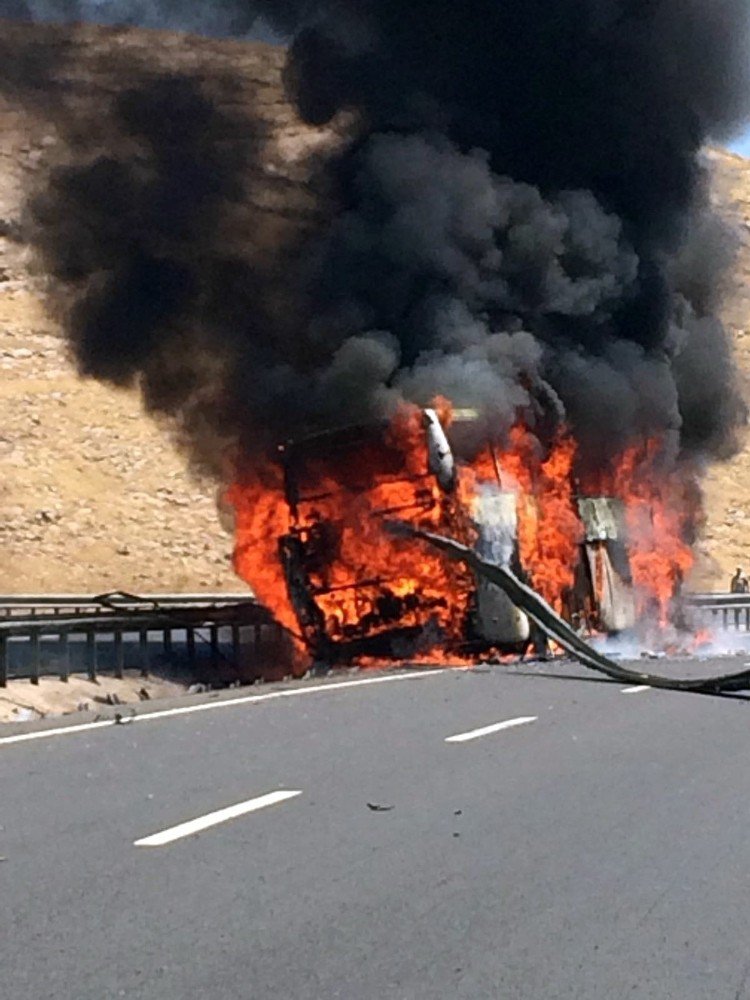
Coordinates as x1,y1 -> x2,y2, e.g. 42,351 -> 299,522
590,441 -> 695,625
228,404 -> 696,660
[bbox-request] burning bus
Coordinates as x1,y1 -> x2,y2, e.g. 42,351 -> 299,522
232,406 -> 648,665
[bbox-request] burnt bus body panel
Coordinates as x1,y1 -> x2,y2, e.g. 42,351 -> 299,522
274,417 -> 635,659
277,422 -> 448,661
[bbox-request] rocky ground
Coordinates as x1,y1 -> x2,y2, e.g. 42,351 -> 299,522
0,284 -> 238,592
0,670 -> 187,723
0,21 -> 747,595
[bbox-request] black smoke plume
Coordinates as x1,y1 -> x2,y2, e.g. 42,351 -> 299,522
5,1 -> 750,474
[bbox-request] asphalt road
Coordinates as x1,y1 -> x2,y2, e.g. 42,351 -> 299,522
2,658 -> 750,999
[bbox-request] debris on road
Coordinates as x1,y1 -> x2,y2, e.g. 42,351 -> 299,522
113,710 -> 136,725
367,803 -> 395,812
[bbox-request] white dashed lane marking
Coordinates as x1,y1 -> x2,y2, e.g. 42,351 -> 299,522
445,716 -> 538,743
134,790 -> 303,847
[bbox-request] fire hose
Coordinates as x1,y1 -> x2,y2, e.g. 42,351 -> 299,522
388,523 -> 750,695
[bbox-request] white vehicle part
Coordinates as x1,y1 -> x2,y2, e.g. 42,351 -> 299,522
422,408 -> 456,492
472,487 -> 530,644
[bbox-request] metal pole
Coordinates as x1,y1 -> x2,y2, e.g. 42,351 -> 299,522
114,630 -> 124,679
86,630 -> 97,682
231,625 -> 241,670
30,629 -> 40,685
0,634 -> 6,687
139,628 -> 149,676
210,626 -> 220,670
59,632 -> 69,682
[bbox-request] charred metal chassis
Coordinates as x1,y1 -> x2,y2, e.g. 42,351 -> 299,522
399,524 -> 750,694
273,420 -> 629,663
276,424 -> 459,662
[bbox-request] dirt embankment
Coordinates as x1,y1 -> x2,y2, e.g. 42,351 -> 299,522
0,21 -> 747,594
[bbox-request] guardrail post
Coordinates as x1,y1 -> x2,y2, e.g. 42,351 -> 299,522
186,628 -> 196,668
139,628 -> 149,676
59,631 -> 69,682
210,625 -> 220,670
231,625 -> 240,668
30,628 -> 40,685
0,634 -> 6,687
86,630 -> 97,682
163,629 -> 172,659
114,630 -> 124,679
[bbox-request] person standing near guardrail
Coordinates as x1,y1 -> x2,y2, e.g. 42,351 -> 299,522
730,568 -> 749,627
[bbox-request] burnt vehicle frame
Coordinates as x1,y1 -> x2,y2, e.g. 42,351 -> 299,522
273,414 -> 636,662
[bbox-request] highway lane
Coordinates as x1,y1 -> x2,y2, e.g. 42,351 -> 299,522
2,660 -> 750,999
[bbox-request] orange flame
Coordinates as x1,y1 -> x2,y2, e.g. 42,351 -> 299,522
227,404 -> 698,665
587,440 -> 695,625
456,427 -> 581,612
226,465 -> 296,634
228,405 -> 473,659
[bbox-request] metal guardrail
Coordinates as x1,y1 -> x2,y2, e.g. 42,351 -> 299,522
0,594 -> 287,687
686,593 -> 750,605
2,590 -> 746,688
0,593 -> 253,619
684,593 -> 750,632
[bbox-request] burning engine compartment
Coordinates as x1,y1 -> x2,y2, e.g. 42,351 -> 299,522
229,404 -> 693,667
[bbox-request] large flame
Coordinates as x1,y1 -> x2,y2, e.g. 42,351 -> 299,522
588,440 -> 695,625
228,402 -> 696,662
455,427 -> 581,612
228,406 -> 473,657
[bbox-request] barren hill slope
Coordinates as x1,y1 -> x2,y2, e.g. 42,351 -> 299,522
691,148 -> 750,589
0,20 -> 747,593
0,20 -> 343,594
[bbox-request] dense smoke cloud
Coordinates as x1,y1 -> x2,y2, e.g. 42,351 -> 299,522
4,0 -> 750,472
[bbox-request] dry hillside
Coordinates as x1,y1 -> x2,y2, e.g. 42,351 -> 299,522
0,20 -> 342,594
0,21 -> 747,594
692,148 -> 750,589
